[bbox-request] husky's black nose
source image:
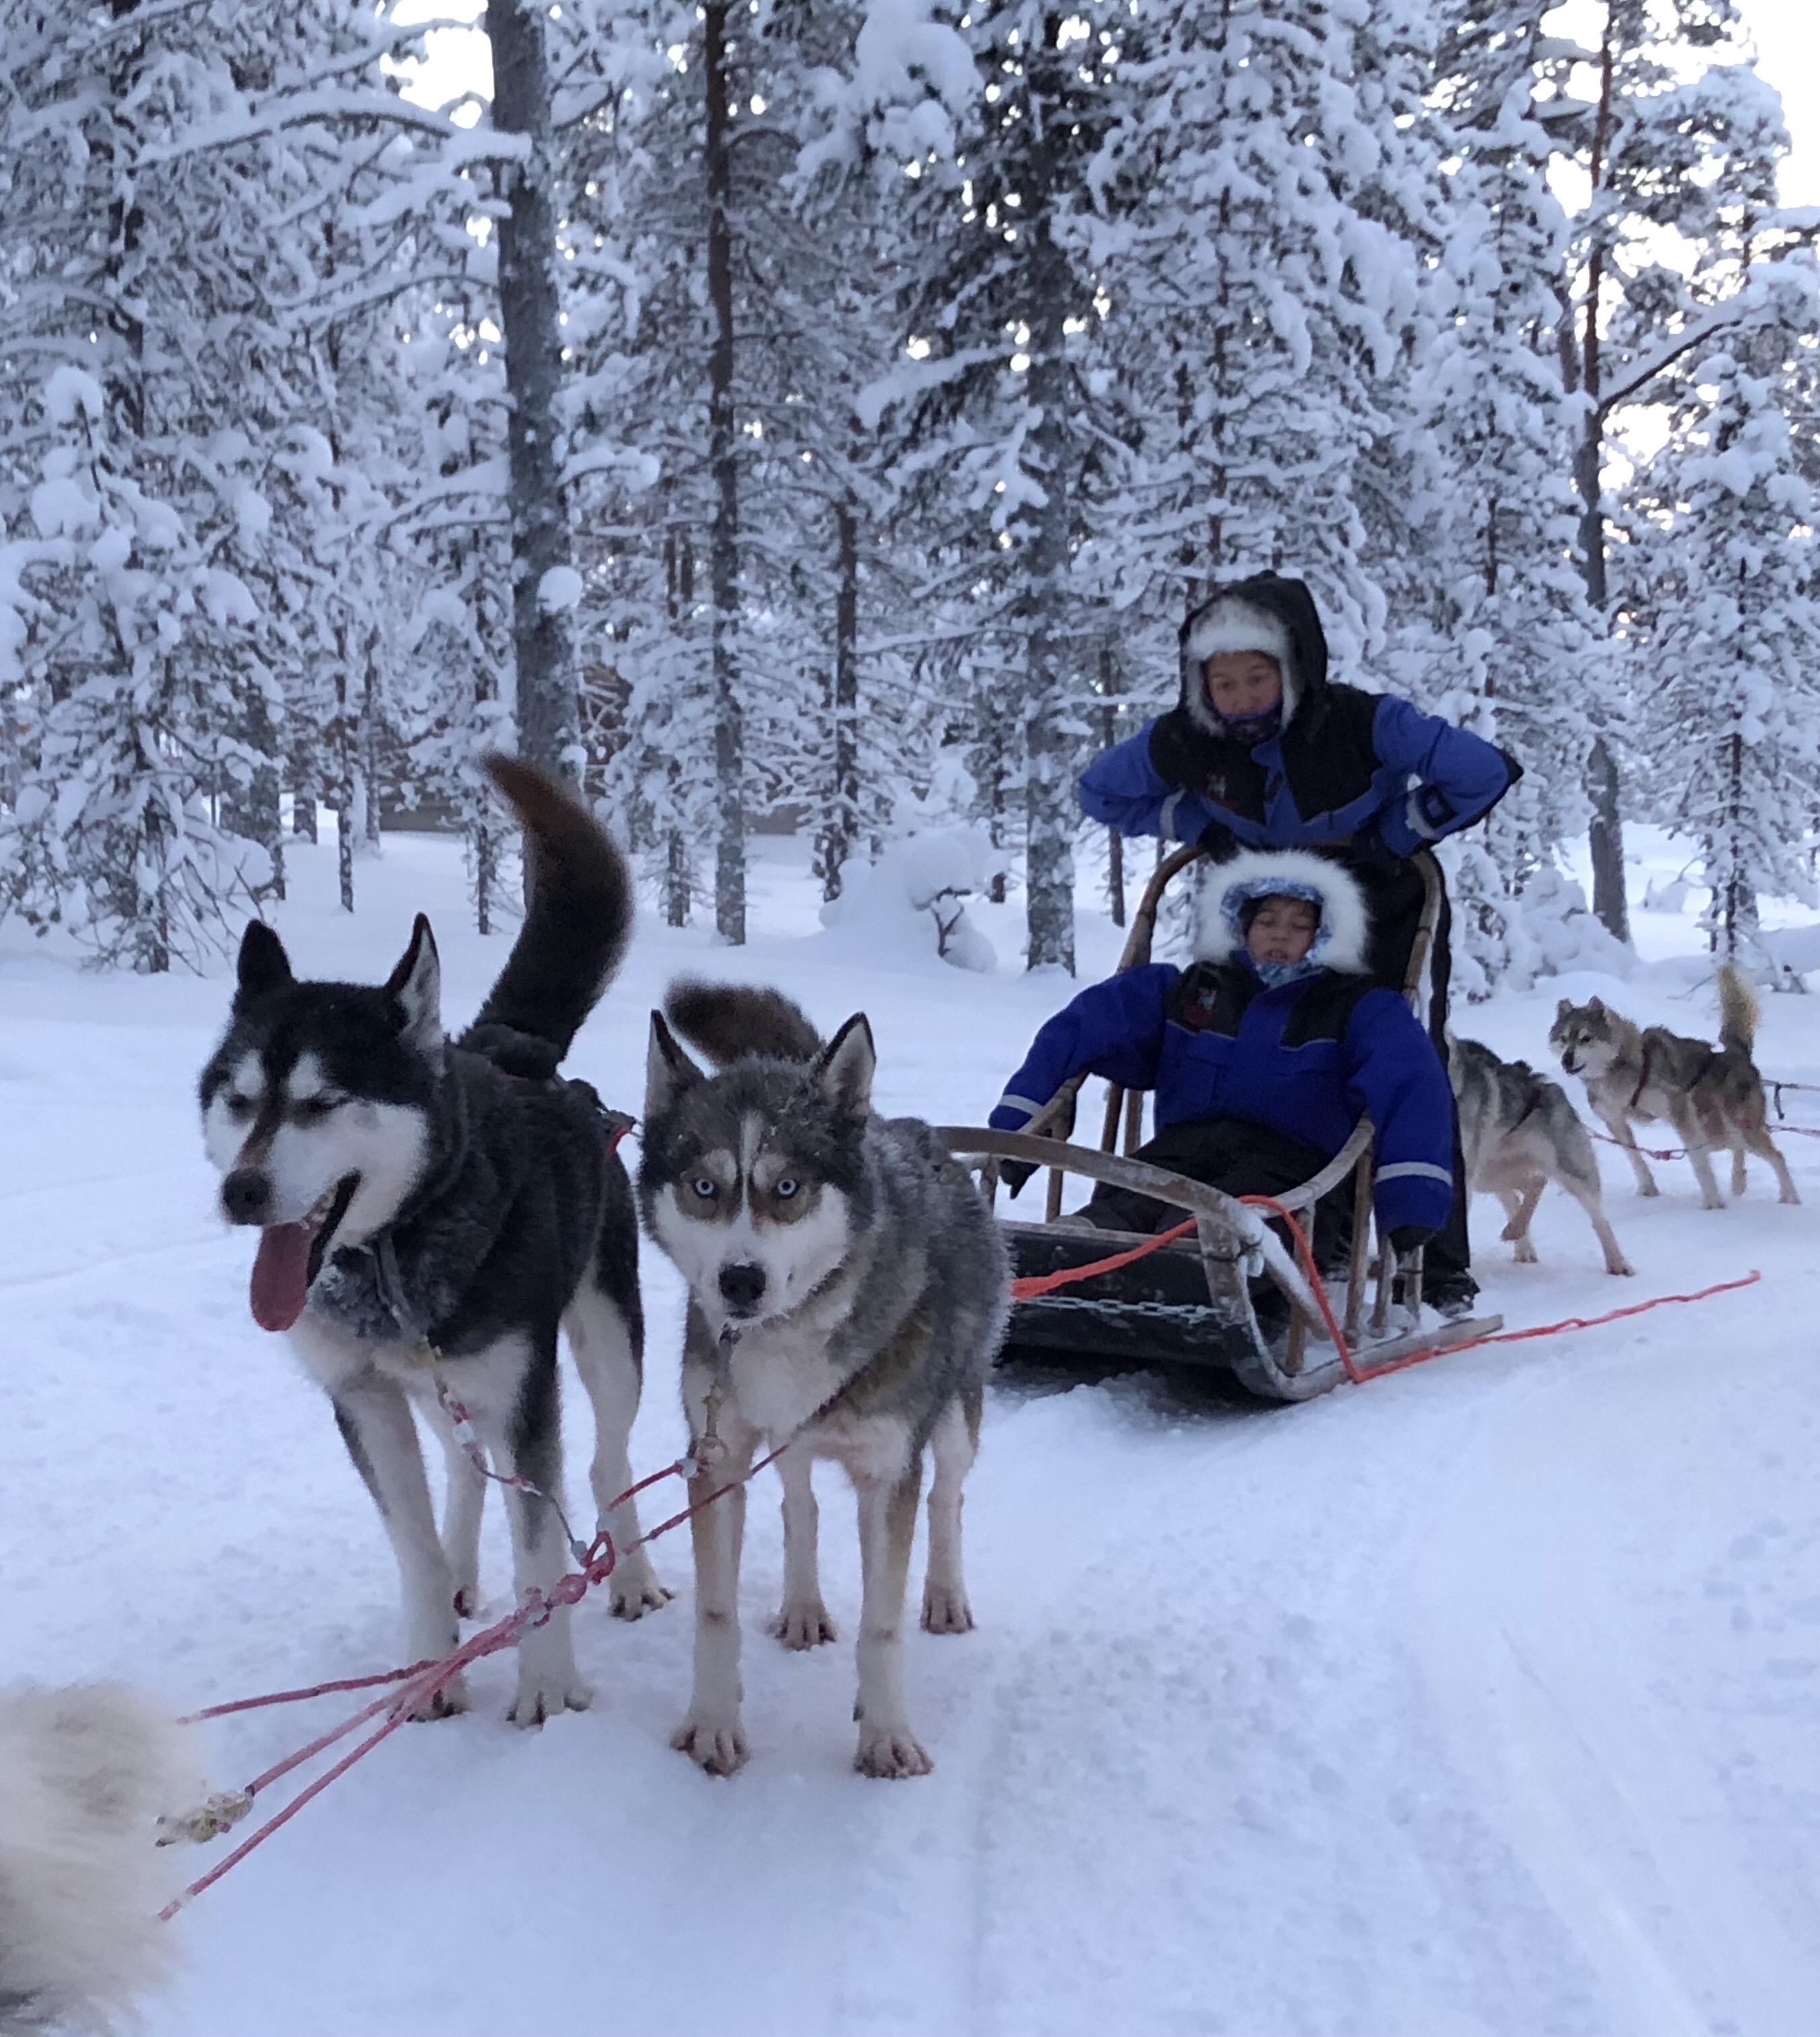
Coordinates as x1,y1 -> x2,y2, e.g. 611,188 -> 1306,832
222,1168 -> 272,1225
718,1262 -> 767,1314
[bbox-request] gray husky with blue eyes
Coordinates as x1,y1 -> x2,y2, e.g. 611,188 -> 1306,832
641,982 -> 1008,1779
197,756 -> 666,1731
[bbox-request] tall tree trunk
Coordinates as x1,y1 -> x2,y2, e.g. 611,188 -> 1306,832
1100,689 -> 1125,930
661,521 -> 693,927
290,754 -> 318,842
1577,10 -> 1629,943
225,682 -> 284,901
703,1 -> 745,942
486,0 -> 577,785
1020,73 -> 1075,975
361,653 -> 383,850
332,660 -> 354,913
817,494 -> 860,903
475,818 -> 496,937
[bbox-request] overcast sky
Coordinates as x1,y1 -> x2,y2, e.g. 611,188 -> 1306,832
1738,0 -> 1819,205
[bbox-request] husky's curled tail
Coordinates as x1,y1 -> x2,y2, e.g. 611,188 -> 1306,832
0,1685 -> 193,2034
662,979 -> 824,1069
1717,962 -> 1758,1058
459,755 -> 634,1080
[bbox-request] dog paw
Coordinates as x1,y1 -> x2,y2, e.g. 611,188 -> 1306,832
855,1722 -> 934,1779
1781,1188 -> 1803,1206
672,1714 -> 750,1776
405,1675 -> 469,1723
1512,1239 -> 1538,1264
920,1583 -> 975,1635
508,1671 -> 593,1728
609,1560 -> 673,1621
771,1601 -> 839,1650
453,1585 -> 478,1620
1638,1182 -> 1661,1198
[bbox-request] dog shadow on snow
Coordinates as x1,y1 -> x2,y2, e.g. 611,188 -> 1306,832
989,1352 -> 1275,1429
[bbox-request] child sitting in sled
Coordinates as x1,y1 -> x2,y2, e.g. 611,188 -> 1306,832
990,851 -> 1456,1274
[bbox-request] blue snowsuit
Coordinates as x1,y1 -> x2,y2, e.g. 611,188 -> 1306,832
992,853 -> 1456,1241
1078,573 -> 1520,868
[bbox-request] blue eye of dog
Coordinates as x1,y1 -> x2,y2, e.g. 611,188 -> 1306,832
692,1179 -> 719,1200
775,1177 -> 799,1200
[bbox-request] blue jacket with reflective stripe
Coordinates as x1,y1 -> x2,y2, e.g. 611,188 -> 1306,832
991,958 -> 1455,1234
1080,693 -> 1516,855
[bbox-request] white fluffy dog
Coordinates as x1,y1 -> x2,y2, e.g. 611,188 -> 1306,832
0,1685 -> 192,2034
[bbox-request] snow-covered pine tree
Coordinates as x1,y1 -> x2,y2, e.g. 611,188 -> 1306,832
863,3 -> 1143,973
1543,0 -> 1790,938
1424,0 -> 1602,988
0,2 -> 281,966
391,306 -> 518,932
1633,268 -> 1820,959
1097,0 -> 1425,678
2,367 -> 269,968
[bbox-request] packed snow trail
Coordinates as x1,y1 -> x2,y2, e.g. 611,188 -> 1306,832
5,833 -> 1819,2036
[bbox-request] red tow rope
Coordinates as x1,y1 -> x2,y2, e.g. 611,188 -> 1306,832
161,1450 -> 783,1920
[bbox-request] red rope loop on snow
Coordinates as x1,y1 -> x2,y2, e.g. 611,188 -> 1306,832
162,1444 -> 788,1921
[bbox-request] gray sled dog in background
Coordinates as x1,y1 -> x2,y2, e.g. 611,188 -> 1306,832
198,756 -> 666,1731
1450,1035 -> 1633,1275
640,982 -> 1009,1780
1549,965 -> 1801,1211
0,1684 -> 194,2034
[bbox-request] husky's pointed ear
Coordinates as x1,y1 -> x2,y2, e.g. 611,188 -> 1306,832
1586,996 -> 1605,1018
815,1013 -> 876,1115
1556,998 -> 1572,1019
384,914 -> 443,1052
236,921 -> 293,1004
647,1012 -> 706,1121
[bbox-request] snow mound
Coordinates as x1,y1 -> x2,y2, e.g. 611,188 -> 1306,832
818,827 -> 1004,973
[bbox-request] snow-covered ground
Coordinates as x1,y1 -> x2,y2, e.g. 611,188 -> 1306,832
6,829 -> 1820,2037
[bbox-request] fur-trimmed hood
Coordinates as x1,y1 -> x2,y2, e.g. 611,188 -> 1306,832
1194,849 -> 1371,974
1179,573 -> 1330,737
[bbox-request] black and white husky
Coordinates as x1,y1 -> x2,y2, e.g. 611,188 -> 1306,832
199,756 -> 665,1728
640,983 -> 1009,1778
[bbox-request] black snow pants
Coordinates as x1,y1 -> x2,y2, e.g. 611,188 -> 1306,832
1353,855 -> 1473,1303
1081,1118 -> 1353,1274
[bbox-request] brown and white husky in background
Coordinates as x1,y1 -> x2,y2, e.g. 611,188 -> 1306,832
1549,966 -> 1800,1211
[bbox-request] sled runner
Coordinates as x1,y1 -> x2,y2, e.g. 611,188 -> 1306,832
940,847 -> 1501,1402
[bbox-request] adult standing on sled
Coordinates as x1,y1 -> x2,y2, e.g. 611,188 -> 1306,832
1079,571 -> 1520,1316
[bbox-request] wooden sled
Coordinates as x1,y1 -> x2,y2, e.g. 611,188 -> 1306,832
940,845 -> 1501,1402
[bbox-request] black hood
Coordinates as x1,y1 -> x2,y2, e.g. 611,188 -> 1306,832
1177,572 -> 1330,733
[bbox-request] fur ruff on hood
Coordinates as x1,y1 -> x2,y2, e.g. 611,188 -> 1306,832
1194,849 -> 1371,975
1179,573 -> 1330,738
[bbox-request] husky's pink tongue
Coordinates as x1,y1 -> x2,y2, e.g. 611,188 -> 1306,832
250,1223 -> 315,1332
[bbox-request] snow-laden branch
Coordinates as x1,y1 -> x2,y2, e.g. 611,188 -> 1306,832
1600,258 -> 1820,416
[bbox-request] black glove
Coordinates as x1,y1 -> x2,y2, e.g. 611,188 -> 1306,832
1388,1224 -> 1435,1258
999,1157 -> 1037,1198
1196,819 -> 1242,864
1347,824 -> 1402,875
